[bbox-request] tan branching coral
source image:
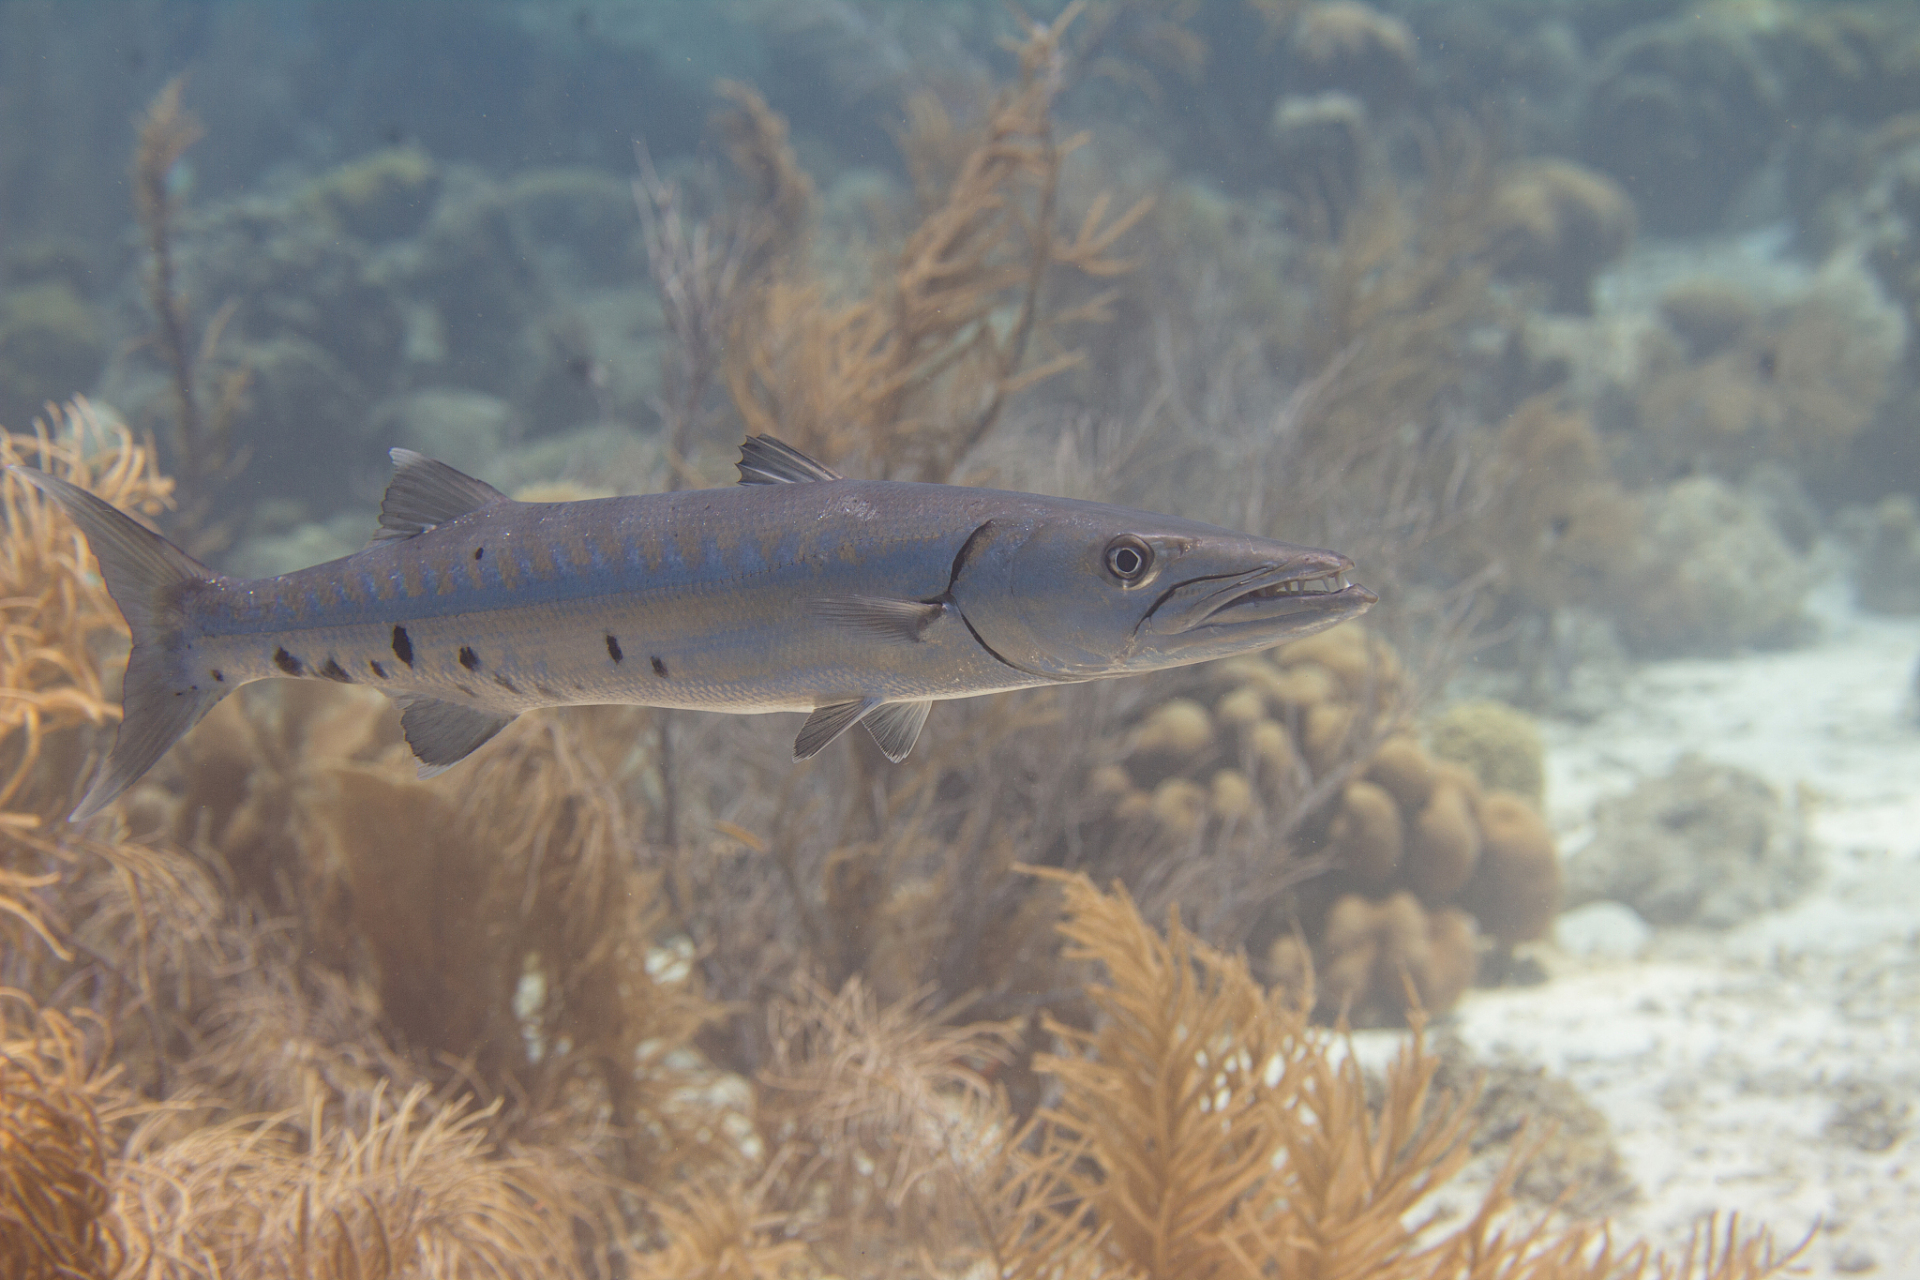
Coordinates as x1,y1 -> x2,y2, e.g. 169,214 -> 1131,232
0,997 -> 137,1280
725,5 -> 1150,483
0,402 -> 171,827
1033,871 -> 1804,1280
114,1083 -> 611,1280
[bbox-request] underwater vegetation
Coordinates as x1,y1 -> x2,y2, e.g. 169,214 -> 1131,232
13,0 -> 1919,1269
0,413 -> 1802,1277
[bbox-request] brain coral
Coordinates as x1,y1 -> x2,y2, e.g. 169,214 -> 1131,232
1428,700 -> 1546,805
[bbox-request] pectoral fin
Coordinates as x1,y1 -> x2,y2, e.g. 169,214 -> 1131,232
794,698 -> 879,761
863,700 -> 932,762
809,596 -> 946,643
395,695 -> 516,776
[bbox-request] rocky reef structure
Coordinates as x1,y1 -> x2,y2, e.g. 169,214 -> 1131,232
1565,755 -> 1816,929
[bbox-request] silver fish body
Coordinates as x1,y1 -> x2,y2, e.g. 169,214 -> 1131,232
10,436 -> 1375,820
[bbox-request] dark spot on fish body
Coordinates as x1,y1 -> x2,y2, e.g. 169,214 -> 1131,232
455,683 -> 476,698
319,657 -> 354,683
369,660 -> 388,679
473,546 -> 484,560
210,669 -> 224,682
274,647 -> 304,676
392,625 -> 414,667
606,634 -> 623,663
493,673 -> 519,694
459,645 -> 480,671
535,683 -> 560,699
651,655 -> 668,678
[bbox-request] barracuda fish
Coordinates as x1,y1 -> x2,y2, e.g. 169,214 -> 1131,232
12,435 -> 1375,821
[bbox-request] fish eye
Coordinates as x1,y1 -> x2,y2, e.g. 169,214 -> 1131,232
1104,535 -> 1153,583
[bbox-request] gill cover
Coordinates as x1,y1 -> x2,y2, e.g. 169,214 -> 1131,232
948,515 -> 1179,679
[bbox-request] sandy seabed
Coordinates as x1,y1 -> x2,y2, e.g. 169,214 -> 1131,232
1430,577 -> 1920,1277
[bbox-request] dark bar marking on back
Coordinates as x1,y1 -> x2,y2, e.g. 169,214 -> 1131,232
273,647 -> 304,676
369,660 -> 388,679
606,634 -> 623,663
651,655 -> 668,678
459,645 -> 481,671
319,657 -> 353,684
392,625 -> 414,667
493,673 -> 519,694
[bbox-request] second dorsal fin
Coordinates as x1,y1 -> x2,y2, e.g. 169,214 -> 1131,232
370,449 -> 510,544
738,435 -> 844,485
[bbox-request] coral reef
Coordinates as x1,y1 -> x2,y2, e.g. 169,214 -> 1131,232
1475,395 -> 1643,635
1488,159 -> 1636,314
1565,755 -> 1816,929
1267,91 -> 1370,228
299,144 -> 441,242
7,0 -> 1890,1263
1281,1 -> 1419,113
1632,281 -> 1902,490
1072,622 -> 1561,1024
1428,699 -> 1547,805
1618,475 -> 1815,657
1579,15 -> 1781,234
1847,493 -> 1920,615
1658,277 -> 1760,360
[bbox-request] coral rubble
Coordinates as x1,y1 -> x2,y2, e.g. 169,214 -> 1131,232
1566,755 -> 1816,929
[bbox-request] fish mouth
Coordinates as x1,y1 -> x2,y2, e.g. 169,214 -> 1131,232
1214,567 -> 1377,620
1146,553 -> 1377,637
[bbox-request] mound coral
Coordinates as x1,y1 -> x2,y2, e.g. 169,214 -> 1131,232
1566,755 -> 1815,929
1079,622 -> 1562,1023
1488,159 -> 1635,314
1429,699 -> 1546,805
1633,282 -> 1901,489
1283,1 -> 1419,112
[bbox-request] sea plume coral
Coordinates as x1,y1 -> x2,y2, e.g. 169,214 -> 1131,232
0,996 -> 136,1280
113,1083 -> 612,1280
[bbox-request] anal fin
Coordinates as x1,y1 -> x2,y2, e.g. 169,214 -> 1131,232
395,695 -> 516,777
863,700 -> 932,762
793,698 -> 878,761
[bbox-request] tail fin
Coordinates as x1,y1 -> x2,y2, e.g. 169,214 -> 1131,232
7,466 -> 227,821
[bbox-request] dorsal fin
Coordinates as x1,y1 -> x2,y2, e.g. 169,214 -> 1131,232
370,449 -> 510,544
738,435 -> 844,485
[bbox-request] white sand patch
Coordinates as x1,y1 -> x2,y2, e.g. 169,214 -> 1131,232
1447,584 -> 1920,1276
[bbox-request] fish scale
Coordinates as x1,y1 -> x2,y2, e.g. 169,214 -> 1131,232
8,435 -> 1375,820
